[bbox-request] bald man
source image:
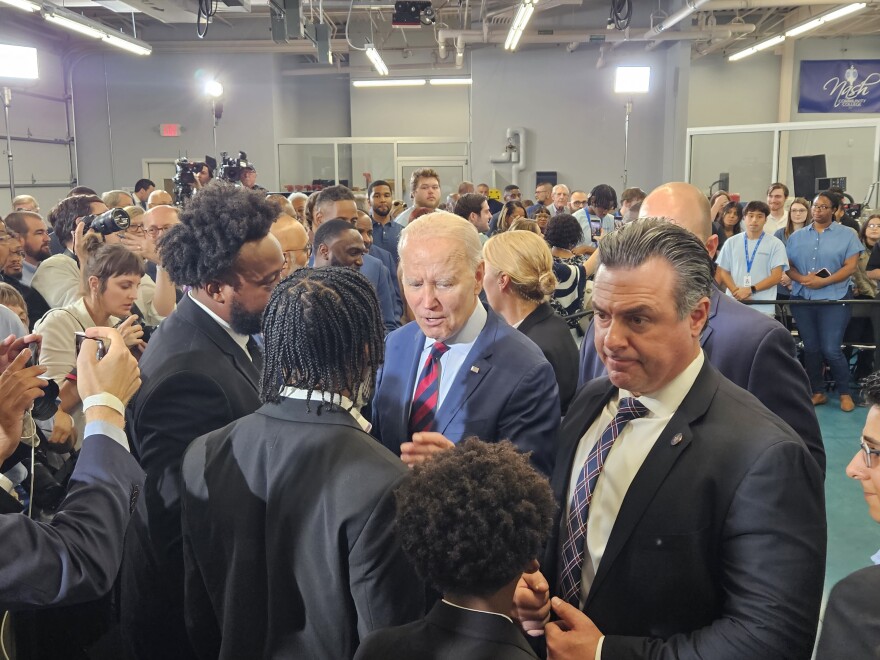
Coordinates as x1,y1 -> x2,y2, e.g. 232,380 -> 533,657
271,214 -> 311,278
147,190 -> 173,209
578,181 -> 824,474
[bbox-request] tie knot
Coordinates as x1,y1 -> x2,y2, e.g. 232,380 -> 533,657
431,342 -> 449,359
617,397 -> 648,422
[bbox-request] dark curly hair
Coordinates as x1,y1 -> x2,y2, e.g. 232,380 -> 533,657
395,439 -> 556,597
260,267 -> 384,407
48,194 -> 102,245
158,182 -> 276,288
543,213 -> 584,250
861,371 -> 880,407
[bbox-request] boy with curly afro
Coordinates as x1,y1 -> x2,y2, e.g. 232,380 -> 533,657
355,439 -> 556,659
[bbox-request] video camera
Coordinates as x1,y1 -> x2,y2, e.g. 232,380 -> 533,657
218,151 -> 251,184
173,157 -> 201,207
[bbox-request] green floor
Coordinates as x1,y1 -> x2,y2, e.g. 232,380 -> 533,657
820,397 -> 880,595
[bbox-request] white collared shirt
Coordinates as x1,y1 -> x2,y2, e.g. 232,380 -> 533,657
188,292 -> 252,359
441,599 -> 514,624
411,302 -> 488,410
279,386 -> 372,433
566,351 -> 705,607
764,214 -> 786,235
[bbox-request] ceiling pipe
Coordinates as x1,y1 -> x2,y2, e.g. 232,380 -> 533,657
642,0 -> 714,41
703,0 -> 843,8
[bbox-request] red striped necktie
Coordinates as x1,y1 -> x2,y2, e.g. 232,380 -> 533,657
409,342 -> 450,435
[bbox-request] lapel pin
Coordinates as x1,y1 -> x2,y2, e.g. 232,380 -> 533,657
470,366 -> 480,374
670,433 -> 683,446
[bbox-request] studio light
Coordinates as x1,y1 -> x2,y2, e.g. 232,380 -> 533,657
785,3 -> 867,38
728,34 -> 786,62
429,78 -> 473,85
0,0 -> 40,12
365,44 -> 389,77
0,45 -> 39,80
614,66 -> 651,94
504,0 -> 537,51
204,79 -> 224,98
352,79 -> 426,88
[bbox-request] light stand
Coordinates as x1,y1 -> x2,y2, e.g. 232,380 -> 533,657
614,66 -> 650,191
2,87 -> 14,202
623,99 -> 632,190
204,79 -> 223,164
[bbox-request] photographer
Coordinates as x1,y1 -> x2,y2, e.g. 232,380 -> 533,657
34,238 -> 145,443
30,196 -> 168,326
0,326 -> 144,608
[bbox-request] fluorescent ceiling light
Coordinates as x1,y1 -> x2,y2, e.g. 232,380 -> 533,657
0,45 -> 39,79
728,34 -> 785,62
429,78 -> 472,85
0,0 -> 40,12
786,3 -> 867,37
44,12 -> 104,39
104,33 -> 151,55
614,66 -> 651,94
505,0 -> 537,51
352,79 -> 426,87
365,44 -> 389,76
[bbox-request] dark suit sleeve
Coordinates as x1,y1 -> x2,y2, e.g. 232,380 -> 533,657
349,473 -> 424,638
601,439 -> 826,660
497,361 -> 560,475
745,324 -> 825,474
815,566 -> 880,659
578,321 -> 605,387
0,435 -> 144,609
377,265 -> 401,334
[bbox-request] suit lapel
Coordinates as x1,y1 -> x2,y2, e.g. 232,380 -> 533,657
435,312 -> 499,436
584,361 -> 721,607
397,325 -> 425,435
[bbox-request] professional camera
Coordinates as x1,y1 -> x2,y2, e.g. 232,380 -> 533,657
114,316 -> 157,344
173,156 -> 201,207
82,208 -> 131,235
218,151 -> 251,184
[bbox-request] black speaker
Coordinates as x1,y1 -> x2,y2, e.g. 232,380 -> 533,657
535,171 -> 558,188
792,155 -> 826,199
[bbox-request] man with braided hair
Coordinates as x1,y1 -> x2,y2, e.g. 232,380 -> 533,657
120,183 -> 285,659
181,267 -> 424,659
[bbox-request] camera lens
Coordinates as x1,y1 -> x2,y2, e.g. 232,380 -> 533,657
86,208 -> 131,235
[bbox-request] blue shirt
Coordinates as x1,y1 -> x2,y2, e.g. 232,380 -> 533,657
786,222 -> 862,300
371,218 -> 401,264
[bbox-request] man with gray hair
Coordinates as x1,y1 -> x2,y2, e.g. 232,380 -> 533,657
370,211 -> 560,475
578,181 -> 824,474
514,218 -> 825,659
102,189 -> 134,209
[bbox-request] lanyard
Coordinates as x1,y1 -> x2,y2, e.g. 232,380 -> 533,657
743,233 -> 764,274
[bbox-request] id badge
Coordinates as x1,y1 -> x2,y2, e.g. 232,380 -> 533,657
743,274 -> 752,287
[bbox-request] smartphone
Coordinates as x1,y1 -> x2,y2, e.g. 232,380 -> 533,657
74,332 -> 106,360
25,341 -> 40,368
815,268 -> 832,278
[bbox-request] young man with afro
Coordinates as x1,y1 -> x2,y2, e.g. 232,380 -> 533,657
355,439 -> 556,659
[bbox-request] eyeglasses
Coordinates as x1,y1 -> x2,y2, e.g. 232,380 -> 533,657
867,224 -> 880,230
146,226 -> 173,237
813,205 -> 832,211
282,244 -> 312,268
790,207 -> 808,213
8,250 -> 24,258
860,441 -> 880,468
125,225 -> 146,236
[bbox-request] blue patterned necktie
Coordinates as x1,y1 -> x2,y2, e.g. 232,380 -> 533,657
409,342 -> 449,434
558,396 -> 649,606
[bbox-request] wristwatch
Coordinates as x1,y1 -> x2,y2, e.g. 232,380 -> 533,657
750,285 -> 757,294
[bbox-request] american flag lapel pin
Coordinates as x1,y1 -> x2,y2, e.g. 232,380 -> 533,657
470,366 -> 480,374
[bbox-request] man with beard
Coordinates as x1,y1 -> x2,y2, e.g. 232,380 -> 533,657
395,168 -> 442,228
4,211 -> 51,286
368,179 -> 401,264
0,218 -> 50,329
120,183 -> 285,659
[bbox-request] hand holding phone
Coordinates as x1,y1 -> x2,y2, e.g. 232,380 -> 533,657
814,268 -> 832,278
75,332 -> 106,360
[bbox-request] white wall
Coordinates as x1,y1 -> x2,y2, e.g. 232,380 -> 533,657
470,45 -> 669,197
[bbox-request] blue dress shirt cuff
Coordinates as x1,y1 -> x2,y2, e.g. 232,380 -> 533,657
84,421 -> 130,452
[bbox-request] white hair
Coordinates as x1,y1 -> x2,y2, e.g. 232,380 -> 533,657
399,211 -> 482,273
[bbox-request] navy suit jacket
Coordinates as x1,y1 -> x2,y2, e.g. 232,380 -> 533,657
369,244 -> 403,320
360,253 -> 401,334
544,361 -> 826,659
578,287 -> 825,473
0,435 -> 143,609
815,565 -> 880,659
372,308 -> 560,474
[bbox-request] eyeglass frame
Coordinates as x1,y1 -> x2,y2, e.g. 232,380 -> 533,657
860,440 -> 880,468
282,243 -> 312,267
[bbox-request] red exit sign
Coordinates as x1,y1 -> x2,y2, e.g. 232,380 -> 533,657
160,123 -> 181,137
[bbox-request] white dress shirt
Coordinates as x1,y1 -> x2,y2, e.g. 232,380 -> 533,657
278,386 -> 372,433
764,213 -> 786,235
188,292 -> 252,359
21,260 -> 37,287
566,351 -> 705,605
411,302 -> 487,410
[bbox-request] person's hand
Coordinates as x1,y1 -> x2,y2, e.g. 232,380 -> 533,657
733,286 -> 752,301
802,273 -> 827,289
0,348 -> 48,462
47,409 -> 77,451
512,570 -> 551,637
545,597 -> 603,659
76,327 -> 140,408
0,333 -> 41,374
780,273 -> 792,288
400,431 -> 455,467
116,315 -> 145,349
72,220 -> 96,267
119,232 -> 150,261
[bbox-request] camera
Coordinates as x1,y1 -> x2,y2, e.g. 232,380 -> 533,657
218,151 -> 251,183
173,157 -> 200,186
24,342 -> 59,421
74,332 -> 106,360
82,208 -> 131,235
112,317 -> 157,344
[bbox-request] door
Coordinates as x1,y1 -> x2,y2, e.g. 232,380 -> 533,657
397,159 -> 469,208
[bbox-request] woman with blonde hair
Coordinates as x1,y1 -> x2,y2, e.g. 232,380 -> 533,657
483,230 -> 578,413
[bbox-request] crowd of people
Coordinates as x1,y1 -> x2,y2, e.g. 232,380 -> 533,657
0,165 -> 877,659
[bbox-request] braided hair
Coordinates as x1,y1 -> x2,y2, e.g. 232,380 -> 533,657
260,267 -> 385,408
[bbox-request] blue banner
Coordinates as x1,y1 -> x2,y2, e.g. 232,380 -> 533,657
798,60 -> 880,113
